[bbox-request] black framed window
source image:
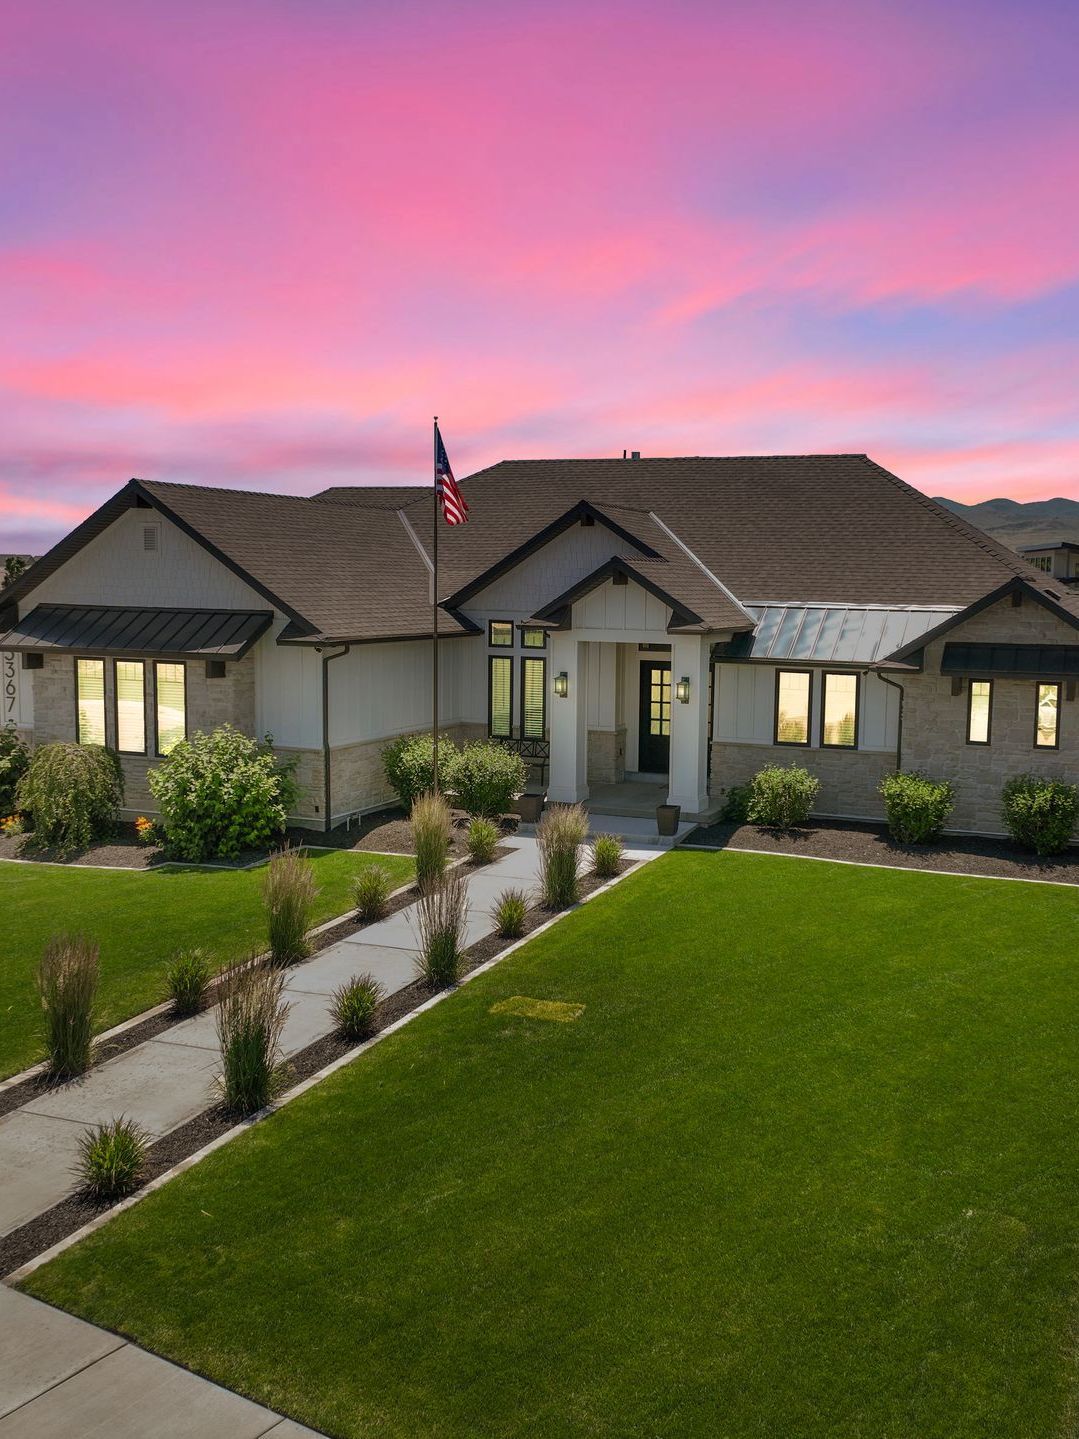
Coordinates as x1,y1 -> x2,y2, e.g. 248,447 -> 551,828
1035,682 -> 1061,749
966,679 -> 992,745
488,621 -> 514,648
114,659 -> 146,754
155,661 -> 187,755
488,655 -> 513,737
774,669 -> 811,745
821,672 -> 858,748
521,657 -> 546,738
521,627 -> 547,649
75,658 -> 106,746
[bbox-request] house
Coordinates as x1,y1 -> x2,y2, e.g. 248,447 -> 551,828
2,454 -> 1077,837
1020,541 -> 1079,584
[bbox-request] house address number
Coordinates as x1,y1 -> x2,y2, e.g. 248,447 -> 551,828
2,651 -> 16,728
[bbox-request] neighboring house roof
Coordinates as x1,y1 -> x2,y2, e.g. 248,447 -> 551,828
0,604 -> 273,659
1019,541 -> 1079,554
715,603 -> 960,665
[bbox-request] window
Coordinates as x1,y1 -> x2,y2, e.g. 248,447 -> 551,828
488,621 -> 514,648
775,670 -> 811,745
114,660 -> 146,754
155,661 -> 187,754
1028,555 -> 1052,573
521,657 -> 546,738
821,672 -> 858,748
75,658 -> 106,746
967,679 -> 993,745
1035,682 -> 1060,748
488,656 -> 513,737
522,627 -> 547,649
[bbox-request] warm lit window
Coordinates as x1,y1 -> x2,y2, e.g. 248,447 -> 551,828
775,670 -> 811,745
1035,682 -> 1060,748
488,621 -> 514,648
488,656 -> 512,737
522,627 -> 547,649
114,660 -> 145,754
521,657 -> 546,738
75,658 -> 106,746
967,679 -> 992,745
155,662 -> 186,754
821,672 -> 858,748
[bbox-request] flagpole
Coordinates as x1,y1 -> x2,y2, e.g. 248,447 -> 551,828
432,415 -> 440,794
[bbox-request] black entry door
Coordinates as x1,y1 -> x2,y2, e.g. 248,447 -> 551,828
638,663 -> 671,772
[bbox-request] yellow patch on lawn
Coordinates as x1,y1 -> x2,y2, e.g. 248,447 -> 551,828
490,996 -> 585,1023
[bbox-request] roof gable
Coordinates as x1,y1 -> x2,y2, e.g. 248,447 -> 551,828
884,576 -> 1079,665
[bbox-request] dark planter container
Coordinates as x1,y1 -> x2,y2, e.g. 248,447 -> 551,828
656,803 -> 681,836
517,793 -> 545,824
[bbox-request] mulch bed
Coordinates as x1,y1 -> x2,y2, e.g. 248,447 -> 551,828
684,816 -> 1079,885
0,857 -> 634,1279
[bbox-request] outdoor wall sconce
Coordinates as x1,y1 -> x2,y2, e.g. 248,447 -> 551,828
675,676 -> 691,704
554,671 -> 569,698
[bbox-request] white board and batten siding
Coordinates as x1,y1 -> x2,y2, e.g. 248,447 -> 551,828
715,663 -> 900,751
462,523 -> 642,621
327,637 -> 486,747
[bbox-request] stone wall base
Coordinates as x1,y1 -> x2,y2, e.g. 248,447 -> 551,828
588,727 -> 627,785
711,742 -> 896,821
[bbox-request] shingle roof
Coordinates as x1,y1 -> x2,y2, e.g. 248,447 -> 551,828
0,604 -> 273,658
311,486 -> 429,508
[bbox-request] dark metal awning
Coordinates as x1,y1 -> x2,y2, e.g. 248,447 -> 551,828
0,604 -> 274,659
941,641 -> 1079,679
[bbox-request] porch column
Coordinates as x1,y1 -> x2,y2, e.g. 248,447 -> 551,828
667,634 -> 711,816
547,632 -> 589,803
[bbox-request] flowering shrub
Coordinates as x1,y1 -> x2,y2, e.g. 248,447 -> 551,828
135,815 -> 158,844
1,813 -> 24,836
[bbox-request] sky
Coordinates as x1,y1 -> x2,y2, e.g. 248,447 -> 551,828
3,0 -> 1079,552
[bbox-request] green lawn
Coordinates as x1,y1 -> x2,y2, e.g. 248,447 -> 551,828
0,849 -> 413,1078
24,851 -> 1079,1438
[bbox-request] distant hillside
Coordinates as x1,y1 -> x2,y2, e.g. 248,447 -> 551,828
936,496 -> 1079,551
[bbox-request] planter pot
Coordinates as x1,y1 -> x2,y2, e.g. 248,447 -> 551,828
656,803 -> 681,837
517,793 -> 545,824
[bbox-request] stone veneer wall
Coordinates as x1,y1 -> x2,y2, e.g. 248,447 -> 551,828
587,726 -> 627,785
900,595 -> 1079,836
711,741 -> 895,820
326,721 -> 488,826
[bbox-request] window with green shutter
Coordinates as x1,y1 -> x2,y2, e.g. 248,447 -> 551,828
521,657 -> 546,738
488,656 -> 513,737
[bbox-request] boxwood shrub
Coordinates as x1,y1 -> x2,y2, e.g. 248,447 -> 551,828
382,733 -> 460,810
746,765 -> 820,830
148,724 -> 297,862
878,771 -> 955,844
1001,774 -> 1079,855
17,742 -> 123,851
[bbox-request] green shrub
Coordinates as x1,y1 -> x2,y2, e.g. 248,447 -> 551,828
353,863 -> 394,921
446,742 -> 528,818
746,765 -> 820,830
148,724 -> 297,862
331,972 -> 385,1041
77,1116 -> 150,1200
590,834 -> 623,879
164,948 -> 212,1017
879,771 -> 955,845
37,933 -> 99,1079
1001,774 -> 1079,855
538,803 -> 589,909
215,959 -> 290,1114
18,743 -> 123,851
382,733 -> 460,810
466,816 -> 500,864
0,728 -> 29,814
415,872 -> 467,987
412,790 -> 452,893
262,848 -> 318,965
720,784 -> 752,823
492,887 -> 529,939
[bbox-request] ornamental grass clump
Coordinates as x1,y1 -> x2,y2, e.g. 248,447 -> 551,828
879,771 -> 955,845
415,871 -> 468,988
353,863 -> 393,922
1001,774 -> 1079,856
492,887 -> 529,939
37,934 -> 99,1079
590,833 -> 623,879
76,1116 -> 150,1201
466,816 -> 500,865
330,972 -> 385,1041
538,803 -> 589,909
164,948 -> 212,1017
412,790 -> 452,893
746,764 -> 820,831
215,958 -> 290,1115
262,847 -> 318,965
18,743 -> 123,852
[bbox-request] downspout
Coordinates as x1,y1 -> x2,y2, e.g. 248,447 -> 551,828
320,644 -> 350,832
876,669 -> 905,771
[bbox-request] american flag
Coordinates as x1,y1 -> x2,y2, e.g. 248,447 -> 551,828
435,425 -> 469,525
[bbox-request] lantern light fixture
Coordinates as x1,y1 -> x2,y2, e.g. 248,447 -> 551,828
554,671 -> 569,699
675,676 -> 691,704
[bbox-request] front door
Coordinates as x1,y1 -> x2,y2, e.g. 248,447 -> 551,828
638,662 -> 671,772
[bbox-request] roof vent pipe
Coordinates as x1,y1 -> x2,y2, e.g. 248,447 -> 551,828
631,450 -> 641,460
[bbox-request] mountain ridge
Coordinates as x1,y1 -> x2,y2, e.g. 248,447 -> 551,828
935,495 -> 1079,549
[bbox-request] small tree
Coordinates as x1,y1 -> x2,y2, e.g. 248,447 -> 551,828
2,555 -> 28,589
18,743 -> 123,851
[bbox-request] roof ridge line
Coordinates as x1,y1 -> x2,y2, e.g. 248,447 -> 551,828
646,511 -> 755,623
